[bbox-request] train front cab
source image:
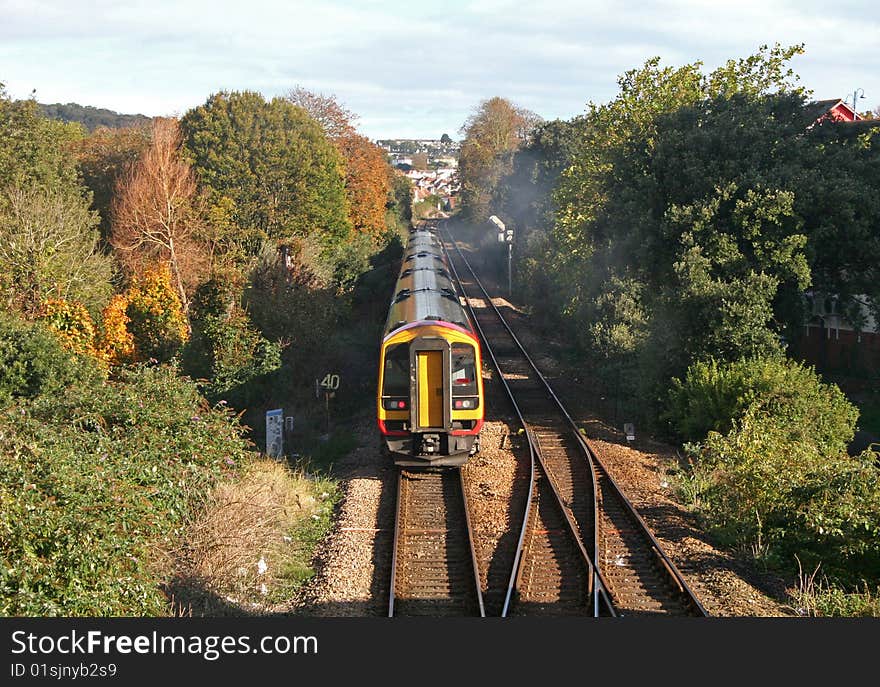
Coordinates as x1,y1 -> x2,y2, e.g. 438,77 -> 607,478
378,324 -> 483,467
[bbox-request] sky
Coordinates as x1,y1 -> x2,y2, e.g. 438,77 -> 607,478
1,0 -> 878,140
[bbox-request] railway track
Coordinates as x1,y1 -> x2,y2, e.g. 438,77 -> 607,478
441,224 -> 707,618
388,468 -> 485,616
506,441 -> 602,616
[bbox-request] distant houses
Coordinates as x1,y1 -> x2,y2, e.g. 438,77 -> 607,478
377,138 -> 460,169
405,168 -> 459,208
378,138 -> 461,209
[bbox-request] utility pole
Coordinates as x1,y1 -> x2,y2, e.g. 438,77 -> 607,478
506,228 -> 513,297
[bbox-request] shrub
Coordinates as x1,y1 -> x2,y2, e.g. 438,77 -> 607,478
36,298 -> 98,357
666,356 -> 858,454
0,313 -> 101,403
684,407 -> 880,579
183,277 -> 282,403
97,294 -> 135,365
125,263 -> 190,362
0,365 -> 255,615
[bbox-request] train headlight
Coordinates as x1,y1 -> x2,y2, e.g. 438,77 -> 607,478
382,398 -> 408,410
453,398 -> 479,410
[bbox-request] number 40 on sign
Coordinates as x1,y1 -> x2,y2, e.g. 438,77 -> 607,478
316,373 -> 340,398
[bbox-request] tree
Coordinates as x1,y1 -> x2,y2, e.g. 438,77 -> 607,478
286,87 -> 392,240
458,96 -> 542,221
387,171 -> 413,231
495,117 -> 583,238
411,152 -> 428,170
181,91 -> 351,260
74,124 -> 151,244
440,133 -> 452,144
183,277 -> 281,402
0,185 -> 113,317
0,84 -> 84,194
797,118 -> 880,331
513,45 -> 823,411
285,86 -> 357,139
0,84 -> 113,318
337,132 -> 392,237
110,117 -> 205,317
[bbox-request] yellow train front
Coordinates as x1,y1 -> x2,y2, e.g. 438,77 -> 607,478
377,227 -> 483,467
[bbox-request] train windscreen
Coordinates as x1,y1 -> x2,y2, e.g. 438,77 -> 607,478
382,344 -> 409,396
451,344 -> 477,396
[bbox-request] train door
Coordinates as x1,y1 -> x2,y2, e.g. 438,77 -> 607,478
411,339 -> 449,432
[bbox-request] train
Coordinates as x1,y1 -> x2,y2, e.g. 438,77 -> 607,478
377,223 -> 484,467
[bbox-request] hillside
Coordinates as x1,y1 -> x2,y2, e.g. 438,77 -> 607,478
39,101 -> 152,130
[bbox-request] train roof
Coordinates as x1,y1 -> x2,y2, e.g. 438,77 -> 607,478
382,227 -> 474,338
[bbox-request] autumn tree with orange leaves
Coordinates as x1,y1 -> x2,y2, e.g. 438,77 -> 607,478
458,96 -> 542,221
110,117 -> 205,318
74,124 -> 151,244
287,87 -> 391,239
336,132 -> 391,237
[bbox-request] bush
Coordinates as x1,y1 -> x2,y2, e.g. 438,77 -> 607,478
125,264 -> 190,363
36,298 -> 99,357
0,313 -> 102,403
0,365 -> 256,615
97,294 -> 135,365
183,277 -> 282,404
666,356 -> 858,454
683,408 -> 880,579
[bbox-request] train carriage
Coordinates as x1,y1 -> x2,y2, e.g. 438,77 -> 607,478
378,224 -> 483,466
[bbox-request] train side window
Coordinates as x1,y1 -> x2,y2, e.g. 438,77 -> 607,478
451,344 -> 477,396
382,344 -> 410,396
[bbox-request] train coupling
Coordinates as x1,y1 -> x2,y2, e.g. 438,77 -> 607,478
420,433 -> 441,455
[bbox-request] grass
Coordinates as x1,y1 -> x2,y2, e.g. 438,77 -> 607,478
304,429 -> 358,472
170,457 -> 339,615
790,561 -> 880,617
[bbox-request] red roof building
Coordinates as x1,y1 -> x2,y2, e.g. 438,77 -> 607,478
806,98 -> 864,124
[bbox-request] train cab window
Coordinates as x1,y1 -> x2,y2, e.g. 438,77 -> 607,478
382,344 -> 410,396
451,344 -> 477,396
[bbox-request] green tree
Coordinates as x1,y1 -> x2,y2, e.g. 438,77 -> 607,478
540,45 -> 818,406
795,120 -> 880,332
183,276 -> 281,402
0,84 -> 84,193
387,171 -> 413,232
180,91 -> 352,262
0,84 -> 113,317
0,185 -> 113,317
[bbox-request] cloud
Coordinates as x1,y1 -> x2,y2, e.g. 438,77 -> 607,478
1,0 -> 877,138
